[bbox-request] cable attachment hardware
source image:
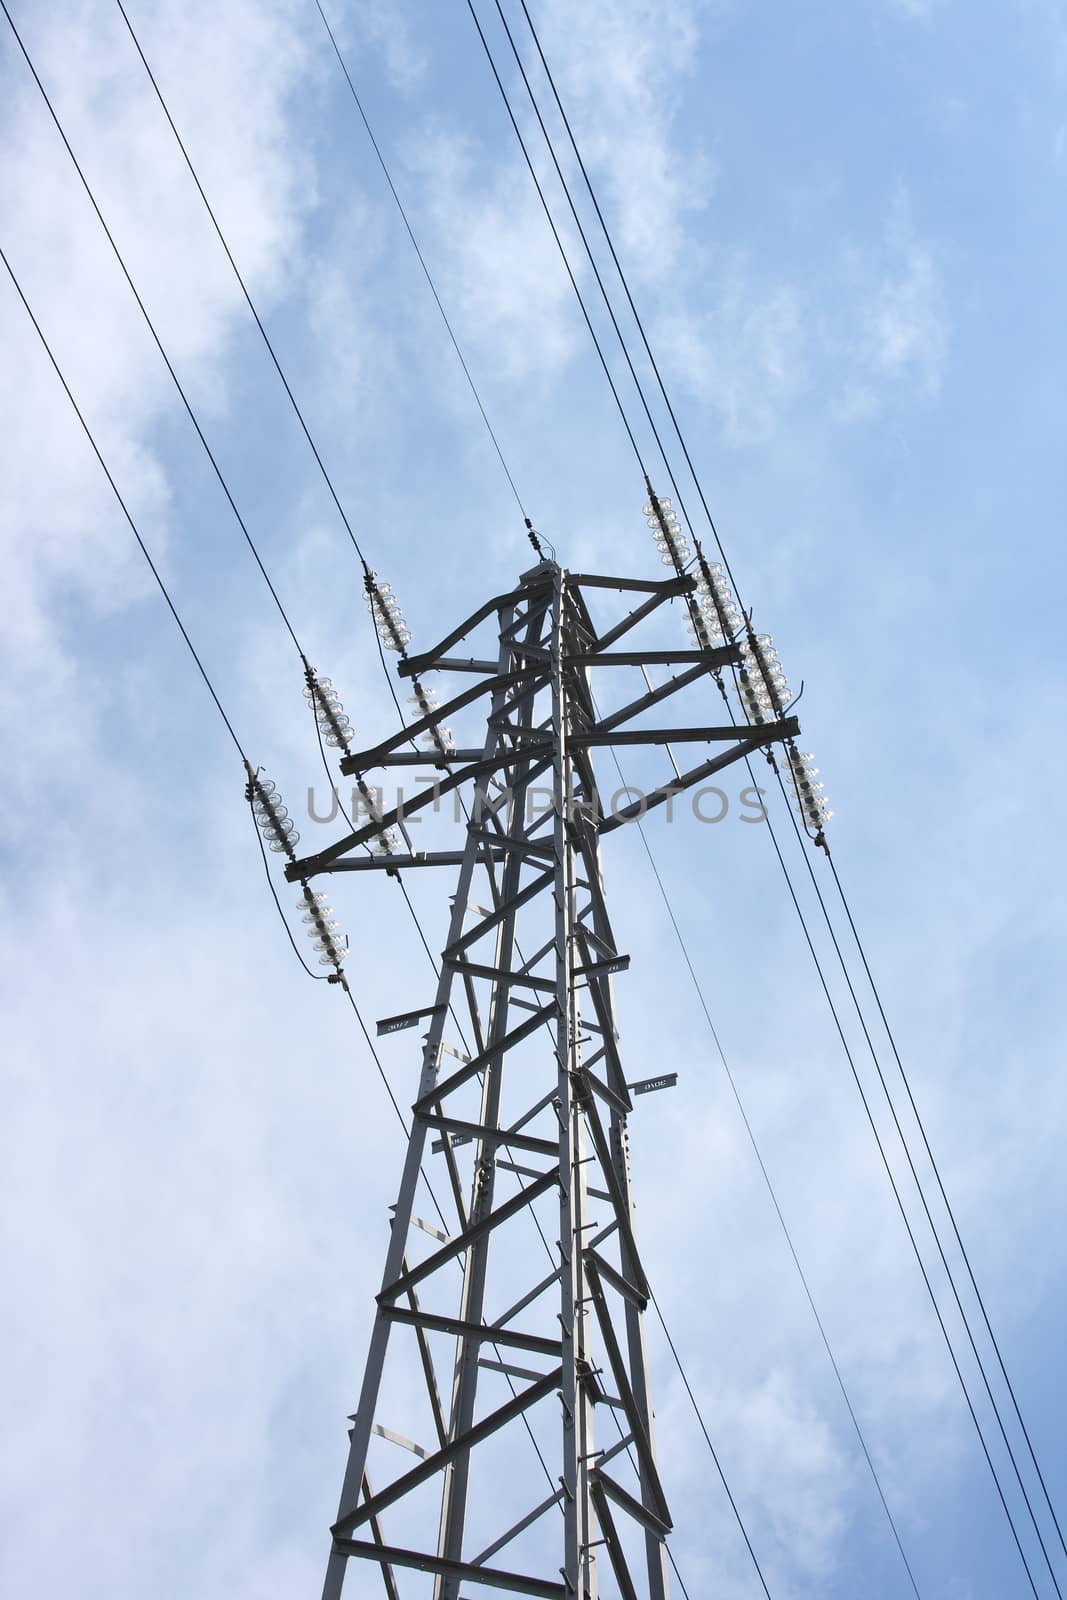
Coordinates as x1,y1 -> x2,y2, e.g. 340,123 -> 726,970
525,517 -> 545,559
785,742 -> 833,836
295,886 -> 349,971
524,517 -> 556,562
364,570 -> 411,654
738,633 -> 791,724
245,764 -> 300,860
304,663 -> 354,755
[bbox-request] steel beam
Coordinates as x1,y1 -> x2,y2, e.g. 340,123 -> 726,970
332,1541 -> 567,1597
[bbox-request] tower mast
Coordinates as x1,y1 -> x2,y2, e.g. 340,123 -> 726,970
288,555 -> 797,1597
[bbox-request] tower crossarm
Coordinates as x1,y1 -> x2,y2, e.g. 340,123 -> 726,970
398,579 -> 553,679
339,667 -> 547,776
572,721 -> 797,747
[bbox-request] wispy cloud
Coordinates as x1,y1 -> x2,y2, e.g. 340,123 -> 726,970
888,0 -> 946,19
0,0 -> 319,749
657,266 -> 808,445
531,0 -> 715,280
1,2 -> 1062,1597
652,186 -> 949,444
408,128 -> 583,380
861,198 -> 948,393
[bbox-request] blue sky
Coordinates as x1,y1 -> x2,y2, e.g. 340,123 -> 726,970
2,1 -> 1066,1596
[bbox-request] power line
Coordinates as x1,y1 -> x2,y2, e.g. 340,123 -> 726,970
18,4 -> 1031,1585
112,0 -> 551,793
81,9 -> 689,1570
2,222 -> 428,1199
111,0 -> 380,572
474,8 -> 1066,1583
827,851 -> 1067,1568
307,14 -> 884,1579
3,32 -> 607,1565
1,123 -> 465,1359
292,16 -> 906,1571
511,25 -> 1065,1548
486,0 -> 707,564
464,0 -> 648,474
732,640 -> 1057,1584
71,0 -> 552,1268
14,0 -> 466,1098
470,0 -> 743,681
650,1290 -> 772,1600
512,0 -> 744,601
608,751 -> 924,1598
764,757 -> 1065,1596
109,0 -> 545,916
311,0 -> 528,523
0,0 -> 307,657
590,703 -> 923,1590
0,238 -> 246,765
748,753 -> 1044,1598
107,0 -> 552,1081
0,234 -> 455,1221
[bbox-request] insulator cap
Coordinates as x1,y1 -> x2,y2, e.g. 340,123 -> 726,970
251,773 -> 299,856
305,667 -> 355,756
364,571 -> 411,652
740,633 -> 791,720
787,746 -> 833,829
295,889 -> 347,968
644,487 -> 692,572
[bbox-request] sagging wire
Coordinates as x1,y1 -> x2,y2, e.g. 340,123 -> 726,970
650,465 -> 1048,1584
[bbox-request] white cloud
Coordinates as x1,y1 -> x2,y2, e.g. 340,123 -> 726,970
888,0 -> 946,18
408,128 -> 583,381
0,0 -> 319,757
327,0 -> 428,92
530,0 -> 715,280
657,267 -> 808,445
390,0 -> 717,387
862,243 -> 947,394
832,191 -> 950,418
0,3 -> 1062,1597
642,186 -> 948,447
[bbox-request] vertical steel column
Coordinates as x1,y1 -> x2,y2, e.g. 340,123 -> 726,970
320,601 -> 520,1600
434,583 -> 554,1595
565,582 -> 667,1599
614,1112 -> 671,1600
553,567 -> 598,1597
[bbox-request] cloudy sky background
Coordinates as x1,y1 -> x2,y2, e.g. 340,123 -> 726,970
2,0 -> 1066,1595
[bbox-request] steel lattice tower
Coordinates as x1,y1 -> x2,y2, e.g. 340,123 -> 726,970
286,552 -> 797,1598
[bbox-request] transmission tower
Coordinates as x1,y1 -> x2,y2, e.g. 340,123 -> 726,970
286,532 -> 799,1598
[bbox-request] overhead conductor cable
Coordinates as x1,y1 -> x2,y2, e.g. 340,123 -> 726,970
471,3 -> 1064,1588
